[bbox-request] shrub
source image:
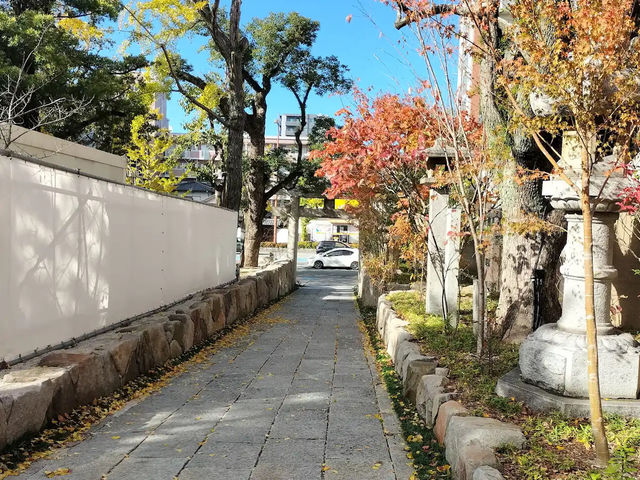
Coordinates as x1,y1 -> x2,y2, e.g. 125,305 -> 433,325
259,242 -> 286,248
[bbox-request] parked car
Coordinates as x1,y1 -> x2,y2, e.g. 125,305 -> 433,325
315,240 -> 350,254
309,248 -> 359,270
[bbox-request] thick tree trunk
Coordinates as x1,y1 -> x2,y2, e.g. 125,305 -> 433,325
223,112 -> 244,211
468,3 -> 565,341
496,132 -> 565,341
220,0 -> 246,212
243,97 -> 267,267
243,195 -> 265,266
243,169 -> 266,266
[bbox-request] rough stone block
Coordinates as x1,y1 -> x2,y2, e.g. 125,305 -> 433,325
431,392 -> 457,426
277,265 -> 289,298
415,374 -> 446,425
375,297 -> 390,332
472,466 -> 505,480
108,333 -> 143,383
264,269 -> 279,302
40,349 -> 121,405
376,302 -> 389,336
206,293 -> 226,334
189,301 -> 212,345
435,367 -> 450,377
218,288 -> 239,325
142,324 -> 171,367
402,356 -> 438,404
393,340 -> 421,374
168,314 -> 194,352
255,275 -> 269,308
445,416 -> 524,479
382,314 -> 409,344
359,268 -> 384,307
0,367 -> 65,447
435,400 -> 469,445
385,326 -> 413,362
238,278 -> 258,317
459,445 -> 498,480
169,340 -> 183,358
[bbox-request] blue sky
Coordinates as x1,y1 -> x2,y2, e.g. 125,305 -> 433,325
155,1 -> 429,135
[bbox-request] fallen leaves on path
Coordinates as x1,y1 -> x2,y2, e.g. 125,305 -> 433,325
0,299 -> 289,479
44,468 -> 71,477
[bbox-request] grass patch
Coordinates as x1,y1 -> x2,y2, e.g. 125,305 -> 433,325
387,291 -> 519,417
385,291 -> 640,479
357,301 -> 452,479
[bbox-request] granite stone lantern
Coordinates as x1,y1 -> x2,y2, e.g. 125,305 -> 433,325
516,133 -> 640,400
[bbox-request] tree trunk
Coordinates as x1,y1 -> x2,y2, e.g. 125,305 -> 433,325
220,0 -> 245,212
223,112 -> 244,211
471,4 -> 565,340
475,249 -> 487,357
287,195 -> 300,283
495,135 -> 566,340
243,96 -> 267,267
243,197 -> 265,266
580,140 -> 609,466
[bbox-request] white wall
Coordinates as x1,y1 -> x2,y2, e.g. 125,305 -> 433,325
5,125 -> 127,182
0,154 -> 237,361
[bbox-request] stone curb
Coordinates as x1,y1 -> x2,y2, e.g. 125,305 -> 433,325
375,293 -> 525,480
0,261 -> 297,453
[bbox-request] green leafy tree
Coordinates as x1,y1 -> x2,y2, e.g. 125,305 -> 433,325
0,1 -> 148,153
123,0 -> 247,210
240,13 -> 322,266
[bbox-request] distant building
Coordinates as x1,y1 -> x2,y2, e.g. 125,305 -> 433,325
456,18 -> 481,120
263,134 -> 311,158
306,218 -> 359,244
276,114 -> 319,138
174,179 -> 215,202
156,110 -> 330,213
151,93 -> 170,130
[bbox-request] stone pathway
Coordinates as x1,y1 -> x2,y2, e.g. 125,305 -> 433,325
16,268 -> 412,480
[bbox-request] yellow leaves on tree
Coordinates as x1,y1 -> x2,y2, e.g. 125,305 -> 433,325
57,18 -> 103,49
125,0 -> 207,44
126,112 -> 187,194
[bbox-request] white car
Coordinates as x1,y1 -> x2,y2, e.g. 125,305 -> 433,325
310,248 -> 359,270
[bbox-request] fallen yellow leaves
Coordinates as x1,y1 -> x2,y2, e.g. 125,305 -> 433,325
44,468 -> 71,477
1,297 -> 289,480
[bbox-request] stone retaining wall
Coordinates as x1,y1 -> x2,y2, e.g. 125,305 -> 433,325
376,293 -> 525,480
0,261 -> 296,453
358,267 -> 411,307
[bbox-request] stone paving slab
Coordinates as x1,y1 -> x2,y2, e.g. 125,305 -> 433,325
16,269 -> 411,480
